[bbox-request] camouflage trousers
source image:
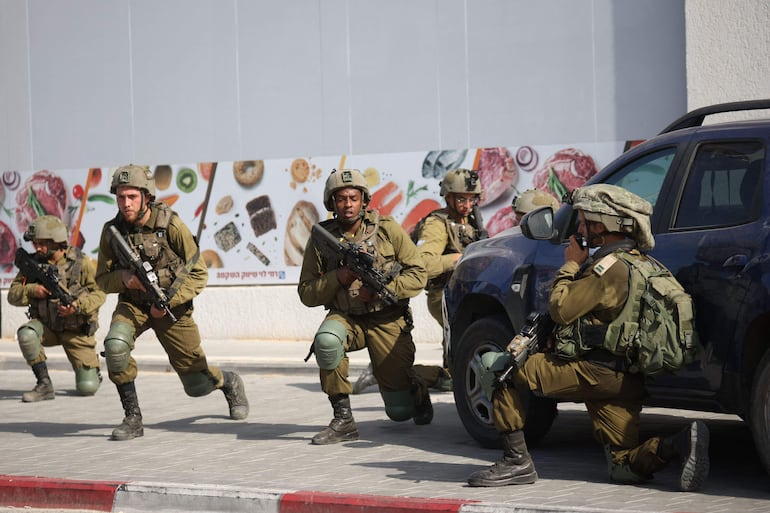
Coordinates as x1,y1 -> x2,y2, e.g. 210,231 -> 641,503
493,352 -> 667,477
105,300 -> 223,388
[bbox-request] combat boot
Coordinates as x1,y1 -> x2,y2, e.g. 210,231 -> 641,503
22,361 -> 54,402
352,363 -> 378,394
413,388 -> 433,425
312,394 -> 359,445
658,420 -> 710,491
221,371 -> 249,420
468,430 -> 538,486
432,370 -> 453,393
111,382 -> 143,441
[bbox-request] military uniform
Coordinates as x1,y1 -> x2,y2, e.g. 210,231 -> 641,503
96,204 -> 220,387
493,241 -> 665,478
413,209 -> 482,385
468,183 -> 709,491
8,245 -> 105,398
96,164 -> 248,441
299,211 -> 427,396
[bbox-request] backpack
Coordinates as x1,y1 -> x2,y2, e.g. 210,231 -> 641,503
410,215 -> 430,245
605,252 -> 700,375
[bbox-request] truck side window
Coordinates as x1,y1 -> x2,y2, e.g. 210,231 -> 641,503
605,147 -> 675,207
674,142 -> 764,229
561,147 -> 676,240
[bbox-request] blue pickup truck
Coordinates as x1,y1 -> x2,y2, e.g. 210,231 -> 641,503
444,99 -> 770,475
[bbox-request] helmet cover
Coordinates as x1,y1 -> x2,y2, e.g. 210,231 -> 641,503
571,184 -> 655,250
323,168 -> 371,211
110,164 -> 156,196
439,168 -> 482,196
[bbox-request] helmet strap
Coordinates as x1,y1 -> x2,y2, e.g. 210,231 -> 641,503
584,220 -> 610,248
136,191 -> 151,223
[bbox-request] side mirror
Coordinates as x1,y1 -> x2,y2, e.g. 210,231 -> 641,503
520,206 -> 556,240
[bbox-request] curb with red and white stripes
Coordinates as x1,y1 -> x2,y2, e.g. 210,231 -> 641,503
0,474 -> 652,513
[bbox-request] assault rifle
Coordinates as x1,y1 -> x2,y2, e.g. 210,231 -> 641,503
471,204 -> 489,240
108,225 -> 177,322
497,312 -> 552,383
14,248 -> 76,306
311,223 -> 399,307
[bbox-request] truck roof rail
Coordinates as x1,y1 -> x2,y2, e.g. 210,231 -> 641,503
659,98 -> 770,135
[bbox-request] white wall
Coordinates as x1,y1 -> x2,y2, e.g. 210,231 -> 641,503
685,0 -> 770,111
1,285 -> 443,344
1,0 -> 686,171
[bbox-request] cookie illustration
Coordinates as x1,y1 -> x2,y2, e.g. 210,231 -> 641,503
233,160 -> 264,187
215,195 -> 234,215
290,158 -> 310,183
202,249 -> 223,268
247,242 -> 270,266
245,195 -> 277,237
214,221 -> 241,251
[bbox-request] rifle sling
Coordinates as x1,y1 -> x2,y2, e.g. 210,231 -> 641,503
165,248 -> 200,301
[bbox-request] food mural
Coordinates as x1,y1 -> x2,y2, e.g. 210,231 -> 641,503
0,142 -> 629,287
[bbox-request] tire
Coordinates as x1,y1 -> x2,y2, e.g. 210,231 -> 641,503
750,350 -> 770,475
451,316 -> 557,449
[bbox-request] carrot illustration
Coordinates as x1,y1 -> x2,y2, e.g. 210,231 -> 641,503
157,194 -> 180,207
369,181 -> 400,212
378,191 -> 403,216
472,148 -> 482,170
401,198 -> 441,234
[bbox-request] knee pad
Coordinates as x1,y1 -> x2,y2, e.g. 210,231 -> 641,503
479,351 -> 512,401
603,444 -> 649,484
180,372 -> 216,397
313,319 -> 347,370
103,322 -> 134,373
380,389 -> 416,422
17,320 -> 44,362
75,367 -> 101,396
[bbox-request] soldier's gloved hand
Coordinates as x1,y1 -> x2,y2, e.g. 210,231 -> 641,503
506,334 -> 526,353
149,304 -> 167,319
336,266 -> 358,287
33,284 -> 51,299
122,270 -> 147,292
358,286 -> 380,303
58,301 -> 77,317
565,234 -> 589,265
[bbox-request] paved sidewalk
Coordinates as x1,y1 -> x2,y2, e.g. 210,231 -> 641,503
0,337 -> 768,513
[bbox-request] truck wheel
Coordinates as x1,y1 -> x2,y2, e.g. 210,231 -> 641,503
451,316 -> 557,449
750,350 -> 770,475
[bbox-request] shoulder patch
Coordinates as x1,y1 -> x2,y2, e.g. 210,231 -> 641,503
593,254 -> 618,276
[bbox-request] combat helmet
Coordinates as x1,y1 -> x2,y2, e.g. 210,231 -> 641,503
110,164 -> 156,196
512,189 -> 560,216
24,215 -> 68,244
439,168 -> 482,196
323,168 -> 370,211
570,184 -> 655,251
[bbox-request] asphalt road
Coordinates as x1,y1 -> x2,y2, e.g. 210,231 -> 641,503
0,365 -> 768,513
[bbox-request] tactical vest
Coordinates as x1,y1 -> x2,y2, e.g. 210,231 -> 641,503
414,209 -> 481,290
553,249 -> 698,375
110,203 -> 187,309
31,246 -> 97,334
318,211 -> 399,315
